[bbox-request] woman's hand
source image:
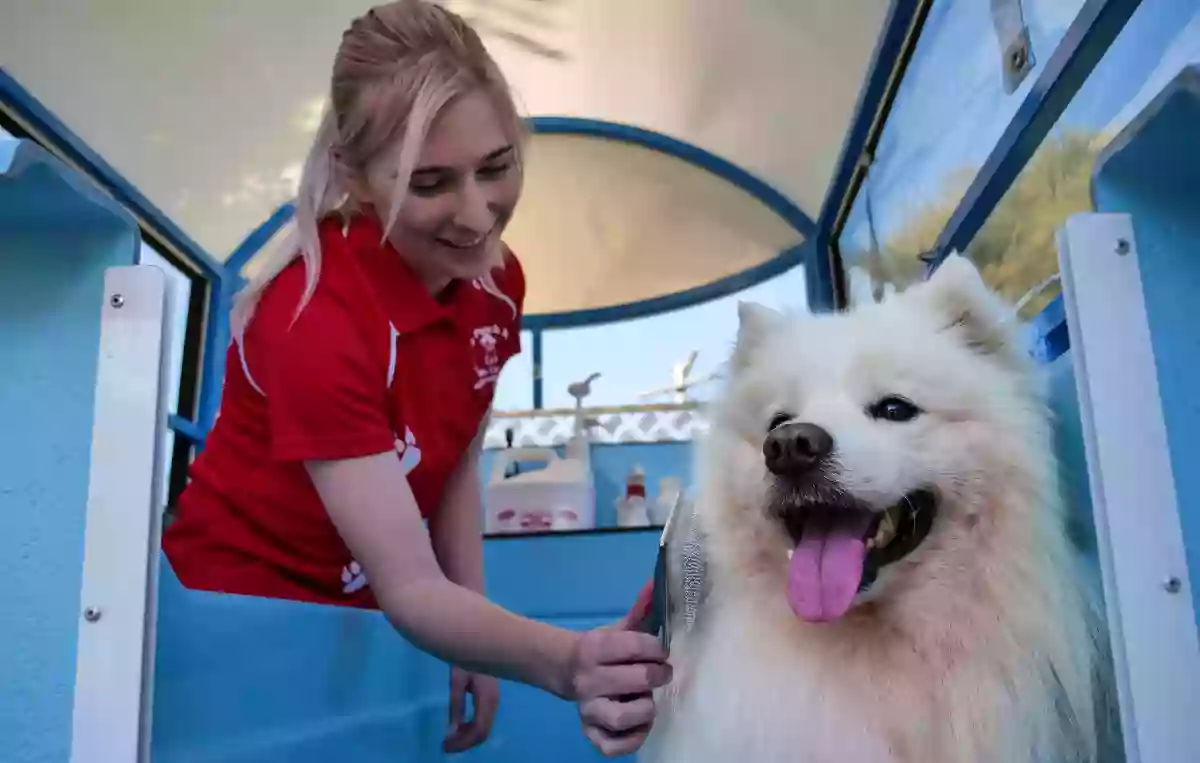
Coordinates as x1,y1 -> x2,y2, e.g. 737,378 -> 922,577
443,667 -> 500,753
309,451 -> 670,744
568,582 -> 671,757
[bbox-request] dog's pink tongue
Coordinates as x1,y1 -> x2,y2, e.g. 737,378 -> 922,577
787,510 -> 874,622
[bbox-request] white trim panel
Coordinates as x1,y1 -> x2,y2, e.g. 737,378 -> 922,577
1058,213 -> 1200,763
70,266 -> 169,763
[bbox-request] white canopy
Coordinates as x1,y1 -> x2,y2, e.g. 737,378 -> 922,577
1,0 -> 891,317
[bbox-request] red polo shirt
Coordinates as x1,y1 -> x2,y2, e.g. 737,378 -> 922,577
163,213 -> 524,608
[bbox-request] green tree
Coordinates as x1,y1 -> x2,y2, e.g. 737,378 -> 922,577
852,130 -> 1101,318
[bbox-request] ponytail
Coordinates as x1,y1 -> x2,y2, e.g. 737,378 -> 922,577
230,106 -> 346,344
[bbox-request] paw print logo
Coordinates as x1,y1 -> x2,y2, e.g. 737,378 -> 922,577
394,426 -> 422,476
341,561 -> 369,594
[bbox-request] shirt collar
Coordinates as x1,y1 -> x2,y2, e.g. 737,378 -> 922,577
345,212 -> 477,334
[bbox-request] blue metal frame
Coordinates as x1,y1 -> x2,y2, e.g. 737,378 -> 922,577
529,116 -> 816,239
1027,293 -> 1069,363
522,241 -> 811,330
199,207 -> 299,436
0,70 -> 227,283
0,68 -> 234,440
521,117 -> 814,330
809,0 -> 929,313
227,201 -> 296,274
530,329 -> 545,409
168,414 -> 208,446
196,277 -> 235,435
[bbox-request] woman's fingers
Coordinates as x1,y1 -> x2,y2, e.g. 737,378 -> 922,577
573,661 -> 673,700
579,629 -> 667,668
584,723 -> 653,758
447,667 -> 469,729
579,694 -> 656,734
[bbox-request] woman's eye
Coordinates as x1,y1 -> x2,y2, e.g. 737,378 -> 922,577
477,163 -> 511,180
866,396 -> 922,423
767,412 -> 793,432
409,178 -> 448,195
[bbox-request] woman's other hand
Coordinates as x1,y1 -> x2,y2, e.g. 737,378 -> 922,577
442,666 -> 500,753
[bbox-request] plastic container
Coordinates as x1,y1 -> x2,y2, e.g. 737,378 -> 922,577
616,495 -> 651,527
615,464 -> 652,528
486,447 -> 594,534
652,476 -> 682,525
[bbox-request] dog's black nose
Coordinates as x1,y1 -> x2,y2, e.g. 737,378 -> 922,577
763,422 -> 833,475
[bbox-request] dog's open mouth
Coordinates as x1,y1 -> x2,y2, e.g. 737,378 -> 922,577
779,489 -> 938,623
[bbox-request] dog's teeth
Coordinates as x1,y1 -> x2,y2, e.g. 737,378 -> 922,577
787,548 -> 794,560
873,511 -> 898,549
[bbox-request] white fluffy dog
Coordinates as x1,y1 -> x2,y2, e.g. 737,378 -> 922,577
641,255 -> 1114,762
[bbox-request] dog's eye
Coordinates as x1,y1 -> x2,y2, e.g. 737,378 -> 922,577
767,412 -> 793,432
867,396 -> 922,423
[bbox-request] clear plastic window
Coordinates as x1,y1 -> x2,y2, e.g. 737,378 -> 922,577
957,0 -> 1198,319
838,0 -> 1090,300
540,265 -> 807,409
493,329 -> 534,412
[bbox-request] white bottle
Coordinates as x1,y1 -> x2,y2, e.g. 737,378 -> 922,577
652,477 -> 682,525
615,464 -> 651,527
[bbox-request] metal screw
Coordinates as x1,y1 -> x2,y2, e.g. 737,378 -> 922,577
1008,45 -> 1028,73
83,606 -> 102,622
1163,576 -> 1182,594
110,294 -> 125,308
1115,239 -> 1131,256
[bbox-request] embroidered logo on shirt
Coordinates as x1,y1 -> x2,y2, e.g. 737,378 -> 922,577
341,560 -> 369,594
395,426 -> 422,475
471,324 -> 508,390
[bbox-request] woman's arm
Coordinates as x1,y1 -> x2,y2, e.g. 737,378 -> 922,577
306,451 -> 579,697
427,420 -> 496,753
428,420 -> 488,594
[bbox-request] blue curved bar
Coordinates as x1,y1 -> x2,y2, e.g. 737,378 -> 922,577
520,116 -> 814,329
528,116 -> 815,238
521,241 -> 810,330
226,201 -> 297,274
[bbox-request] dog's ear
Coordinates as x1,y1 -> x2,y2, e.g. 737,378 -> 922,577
731,301 -> 783,372
915,253 -> 1021,361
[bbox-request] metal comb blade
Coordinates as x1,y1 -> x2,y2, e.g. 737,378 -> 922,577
669,498 -> 708,637
634,491 -> 710,651
676,507 -> 708,633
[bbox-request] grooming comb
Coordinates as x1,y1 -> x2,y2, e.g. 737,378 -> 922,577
634,491 -> 709,651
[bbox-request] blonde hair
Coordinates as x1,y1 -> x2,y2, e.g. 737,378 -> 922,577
231,0 -> 527,341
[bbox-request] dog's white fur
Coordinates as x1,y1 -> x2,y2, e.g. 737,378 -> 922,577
641,255 -> 1111,763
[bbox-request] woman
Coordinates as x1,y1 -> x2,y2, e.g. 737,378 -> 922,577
163,1 -> 669,756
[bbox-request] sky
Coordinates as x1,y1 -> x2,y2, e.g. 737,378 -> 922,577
4,0 -> 1197,417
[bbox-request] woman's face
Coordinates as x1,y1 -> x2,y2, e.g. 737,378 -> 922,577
361,90 -> 521,295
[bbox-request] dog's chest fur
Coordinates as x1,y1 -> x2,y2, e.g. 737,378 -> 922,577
643,602 -> 906,763
639,593 -> 1075,763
